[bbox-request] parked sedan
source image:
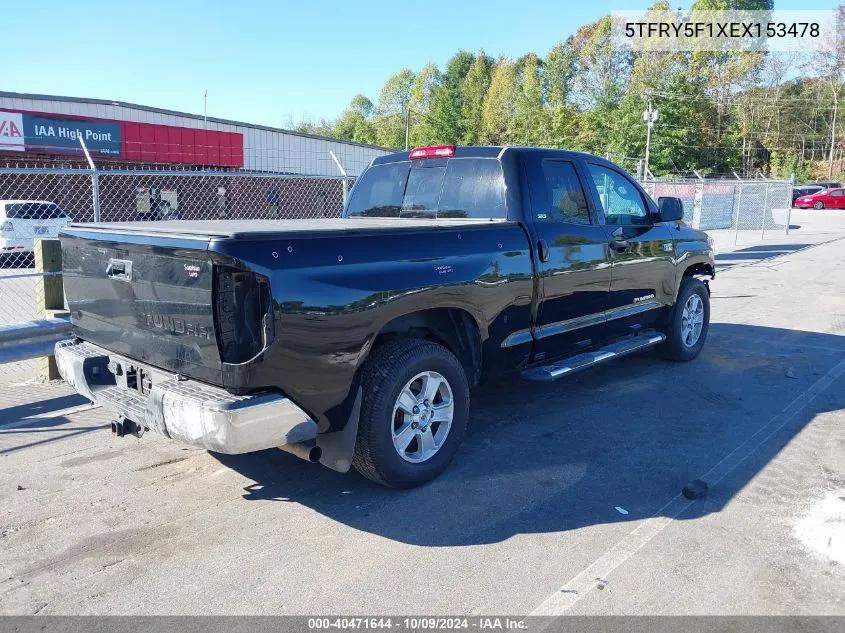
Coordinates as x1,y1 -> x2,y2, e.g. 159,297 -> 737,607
793,188 -> 845,209
0,200 -> 70,261
792,185 -> 824,203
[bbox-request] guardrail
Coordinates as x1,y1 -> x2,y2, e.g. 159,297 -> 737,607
0,317 -> 71,364
0,238 -> 69,380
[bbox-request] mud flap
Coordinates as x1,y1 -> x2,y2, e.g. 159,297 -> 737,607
316,387 -> 361,473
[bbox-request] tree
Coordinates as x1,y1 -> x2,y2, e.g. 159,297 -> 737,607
409,64 -> 441,146
688,0 -> 771,172
614,74 -> 713,176
804,5 -> 845,177
512,53 -> 551,145
545,38 -> 577,109
569,16 -> 632,110
349,94 -> 375,119
374,69 -> 415,149
480,58 -> 519,144
332,95 -> 376,144
426,81 -> 460,144
280,1 -> 843,179
460,52 -> 494,145
427,51 -> 476,144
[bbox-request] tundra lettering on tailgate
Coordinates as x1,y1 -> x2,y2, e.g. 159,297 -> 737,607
143,313 -> 213,339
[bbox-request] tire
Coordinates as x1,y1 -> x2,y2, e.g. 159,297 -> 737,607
659,277 -> 710,362
353,338 -> 470,488
814,201 -> 824,210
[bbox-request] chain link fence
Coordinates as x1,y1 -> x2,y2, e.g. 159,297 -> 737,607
640,178 -> 793,238
0,165 -> 355,377
0,161 -> 794,379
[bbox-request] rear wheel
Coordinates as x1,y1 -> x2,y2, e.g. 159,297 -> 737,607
659,277 -> 710,362
814,201 -> 825,210
353,338 -> 469,488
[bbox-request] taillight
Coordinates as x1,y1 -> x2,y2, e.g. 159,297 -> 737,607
1,221 -> 13,232
215,267 -> 274,364
409,145 -> 455,159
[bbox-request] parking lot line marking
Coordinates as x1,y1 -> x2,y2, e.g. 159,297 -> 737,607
0,403 -> 100,431
529,354 -> 845,617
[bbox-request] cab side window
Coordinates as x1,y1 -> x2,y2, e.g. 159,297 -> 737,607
539,160 -> 591,225
586,164 -> 649,226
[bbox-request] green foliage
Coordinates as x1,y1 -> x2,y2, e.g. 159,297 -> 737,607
512,53 -> 551,145
286,2 -> 844,178
460,52 -> 494,145
374,69 -> 415,149
568,16 -> 631,110
349,95 -> 374,118
480,58 -> 519,144
545,38 -> 577,109
769,151 -> 811,181
332,94 -> 376,145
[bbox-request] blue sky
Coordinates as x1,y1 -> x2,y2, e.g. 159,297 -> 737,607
2,0 -> 838,128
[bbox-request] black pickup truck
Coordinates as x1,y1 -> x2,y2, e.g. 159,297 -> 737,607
56,145 -> 715,488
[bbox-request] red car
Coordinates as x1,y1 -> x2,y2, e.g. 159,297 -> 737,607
793,187 -> 845,209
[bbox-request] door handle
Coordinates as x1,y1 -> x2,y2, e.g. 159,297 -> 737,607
610,227 -> 629,252
537,239 -> 550,263
106,258 -> 133,281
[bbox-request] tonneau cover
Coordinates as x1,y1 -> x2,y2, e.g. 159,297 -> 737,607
65,217 -> 505,240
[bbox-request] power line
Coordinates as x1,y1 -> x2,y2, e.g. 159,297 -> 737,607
654,122 -> 837,140
644,89 -> 841,106
651,141 -> 841,152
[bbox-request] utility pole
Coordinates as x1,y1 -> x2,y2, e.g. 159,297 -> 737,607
828,93 -> 837,178
643,99 -> 658,177
204,89 -> 208,129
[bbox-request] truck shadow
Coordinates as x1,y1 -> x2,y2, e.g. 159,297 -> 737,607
715,243 -> 811,269
213,323 -> 845,546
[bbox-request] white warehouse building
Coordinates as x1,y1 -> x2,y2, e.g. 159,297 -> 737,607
0,91 -> 388,176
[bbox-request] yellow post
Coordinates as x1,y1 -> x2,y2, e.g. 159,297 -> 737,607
34,238 -> 66,381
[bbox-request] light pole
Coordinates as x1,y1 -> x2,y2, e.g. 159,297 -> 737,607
643,100 -> 658,177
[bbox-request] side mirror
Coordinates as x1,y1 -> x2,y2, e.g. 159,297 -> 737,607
657,197 -> 684,223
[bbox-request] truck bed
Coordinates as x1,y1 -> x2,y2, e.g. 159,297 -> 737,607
59,215 -> 530,397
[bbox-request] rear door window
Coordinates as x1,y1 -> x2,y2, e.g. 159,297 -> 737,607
538,160 -> 591,224
346,158 -> 506,219
437,159 -> 506,219
5,203 -> 68,220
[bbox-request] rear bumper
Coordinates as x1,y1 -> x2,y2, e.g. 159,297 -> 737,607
54,339 -> 318,454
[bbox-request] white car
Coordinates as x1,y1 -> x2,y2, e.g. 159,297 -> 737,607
0,200 -> 70,260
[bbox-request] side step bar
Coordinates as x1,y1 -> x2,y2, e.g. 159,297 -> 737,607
521,330 -> 666,382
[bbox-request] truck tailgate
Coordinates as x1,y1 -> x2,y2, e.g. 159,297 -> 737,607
60,231 -> 227,385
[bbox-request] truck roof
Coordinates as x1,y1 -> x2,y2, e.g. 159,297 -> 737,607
371,145 -> 613,167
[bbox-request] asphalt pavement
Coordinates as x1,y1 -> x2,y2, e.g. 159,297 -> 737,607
1,212 -> 845,615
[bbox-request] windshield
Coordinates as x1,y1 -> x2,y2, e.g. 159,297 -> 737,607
345,158 -> 506,220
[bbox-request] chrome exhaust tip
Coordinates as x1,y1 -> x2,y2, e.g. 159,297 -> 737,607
279,440 -> 322,463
